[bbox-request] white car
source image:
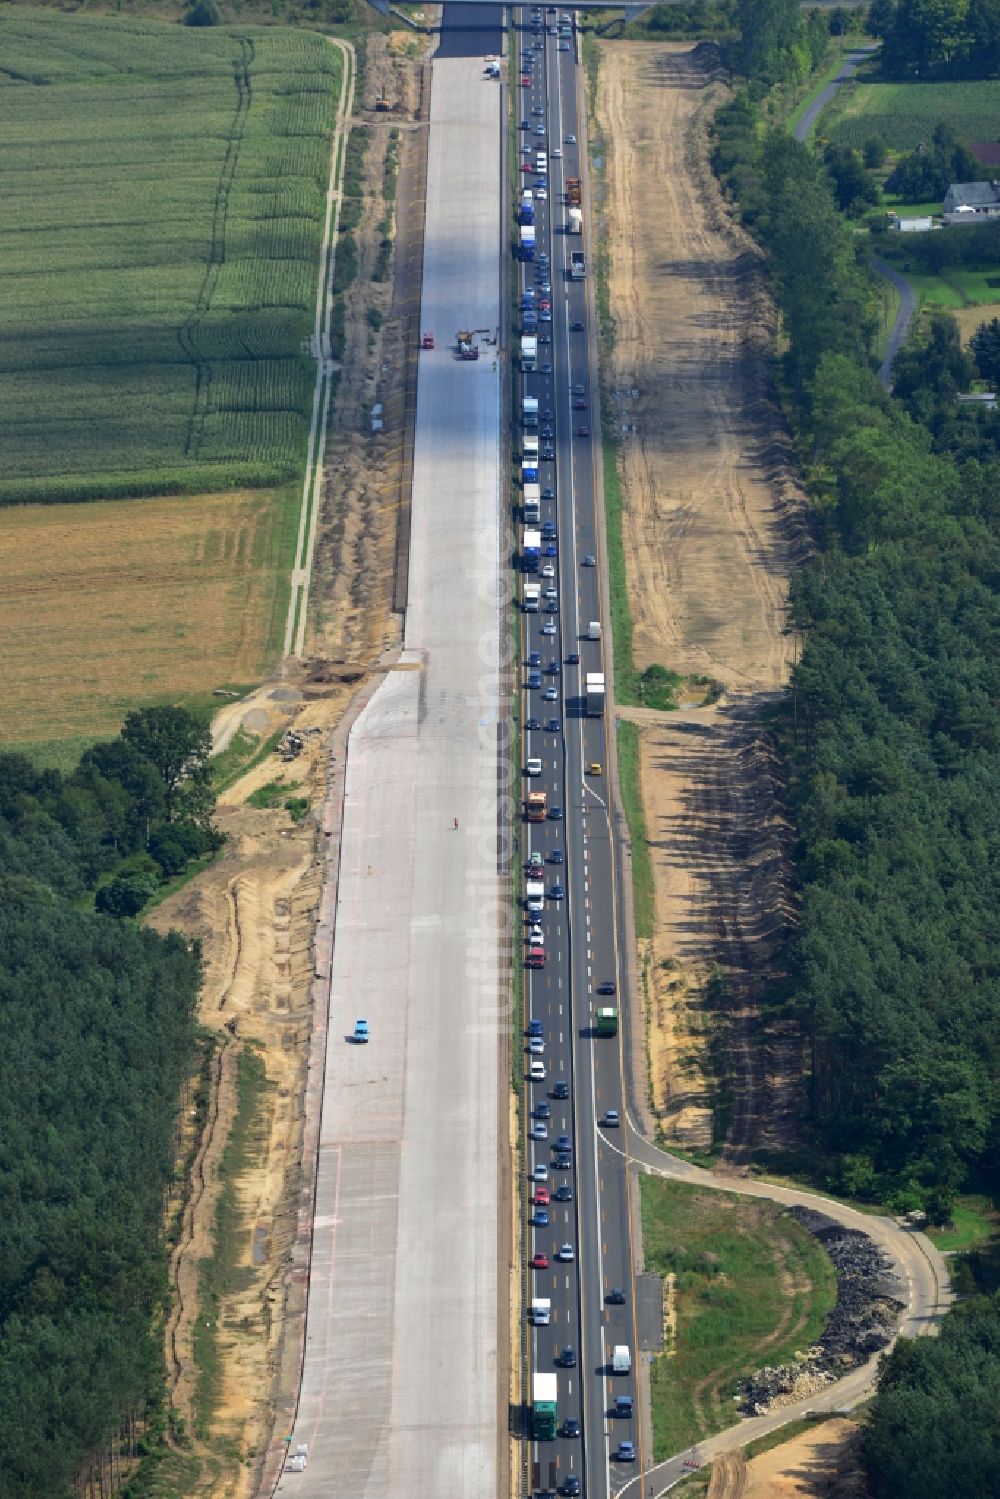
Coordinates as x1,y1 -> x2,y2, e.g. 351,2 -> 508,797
529,1059 -> 546,1081
529,924 -> 544,942
529,1122 -> 548,1139
543,685 -> 558,700
533,1163 -> 550,1182
535,185 -> 548,200
542,621 -> 557,636
551,146 -> 563,157
542,562 -> 556,577
544,586 -> 558,600
556,1242 -> 575,1262
530,1037 -> 545,1054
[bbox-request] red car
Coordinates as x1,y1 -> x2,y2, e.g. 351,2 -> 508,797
539,298 -> 551,311
521,163 -> 534,173
533,1186 -> 551,1206
521,74 -> 531,87
531,1253 -> 550,1270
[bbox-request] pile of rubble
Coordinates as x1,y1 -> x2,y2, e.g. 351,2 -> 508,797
739,1208 -> 905,1416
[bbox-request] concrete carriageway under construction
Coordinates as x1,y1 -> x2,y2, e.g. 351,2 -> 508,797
284,14 -> 505,1499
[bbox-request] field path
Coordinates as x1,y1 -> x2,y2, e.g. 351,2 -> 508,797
284,37 -> 357,657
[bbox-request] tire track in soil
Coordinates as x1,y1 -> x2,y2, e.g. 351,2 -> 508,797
688,1212 -> 816,1434
178,37 -> 255,458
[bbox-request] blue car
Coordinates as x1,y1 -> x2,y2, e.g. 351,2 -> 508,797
529,1019 -> 544,1037
534,1208 -> 550,1225
546,718 -> 561,733
550,849 -> 564,864
548,806 -> 563,821
353,1018 -> 369,1043
527,671 -> 542,689
528,651 -> 542,667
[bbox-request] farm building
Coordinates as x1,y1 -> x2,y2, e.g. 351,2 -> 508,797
888,214 -> 933,232
943,180 -> 1000,225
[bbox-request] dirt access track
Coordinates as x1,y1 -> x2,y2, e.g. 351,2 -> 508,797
595,42 -> 810,1155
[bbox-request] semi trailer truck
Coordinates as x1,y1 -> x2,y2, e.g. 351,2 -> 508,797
533,1373 -> 558,1440
586,672 -> 606,715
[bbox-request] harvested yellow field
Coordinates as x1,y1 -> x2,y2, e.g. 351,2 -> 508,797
0,490 -> 292,748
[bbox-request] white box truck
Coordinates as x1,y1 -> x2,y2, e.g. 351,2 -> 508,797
531,1298 -> 551,1325
523,482 -> 541,523
523,583 -> 541,612
587,620 -> 601,640
521,334 -> 538,371
525,878 -> 545,914
612,1345 -> 632,1374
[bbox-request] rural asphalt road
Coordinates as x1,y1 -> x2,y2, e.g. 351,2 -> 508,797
792,44 -> 916,386
613,1124 -> 953,1495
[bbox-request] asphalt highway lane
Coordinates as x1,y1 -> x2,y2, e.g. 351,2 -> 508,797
517,11 -> 639,1497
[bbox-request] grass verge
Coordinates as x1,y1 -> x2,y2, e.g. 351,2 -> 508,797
192,1044 -> 273,1442
642,1176 -> 837,1458
616,721 -> 654,941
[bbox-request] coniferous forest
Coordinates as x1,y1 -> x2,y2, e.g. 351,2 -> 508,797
0,712 -> 207,1496
712,45 -> 1000,1216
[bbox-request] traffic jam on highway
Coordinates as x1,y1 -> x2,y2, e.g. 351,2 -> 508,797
514,9 -> 639,1497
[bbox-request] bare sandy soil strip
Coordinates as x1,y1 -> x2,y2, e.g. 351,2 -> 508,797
707,1417 -> 865,1499
595,42 -> 809,1158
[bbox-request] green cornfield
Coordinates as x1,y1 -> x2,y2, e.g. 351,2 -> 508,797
0,9 -> 341,504
828,79 -> 1000,153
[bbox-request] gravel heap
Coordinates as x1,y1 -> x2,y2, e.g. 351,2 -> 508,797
739,1207 -> 905,1416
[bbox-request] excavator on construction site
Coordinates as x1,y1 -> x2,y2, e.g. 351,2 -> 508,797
456,328 -> 498,361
